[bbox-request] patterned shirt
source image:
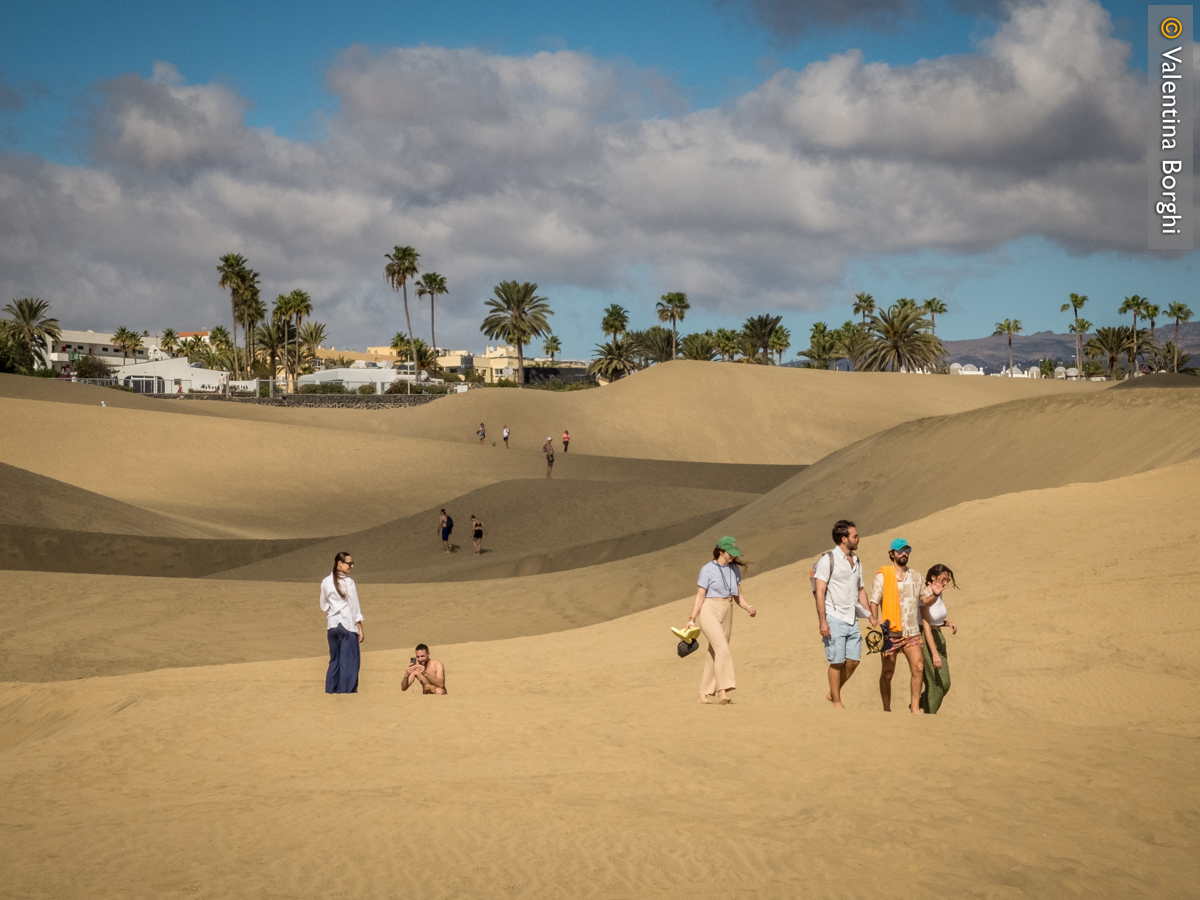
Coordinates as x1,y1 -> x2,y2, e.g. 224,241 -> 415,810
870,567 -> 923,638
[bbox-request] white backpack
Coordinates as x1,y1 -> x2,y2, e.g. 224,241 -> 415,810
809,551 -> 835,599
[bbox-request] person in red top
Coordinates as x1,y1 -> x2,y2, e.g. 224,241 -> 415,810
562,430 -> 570,453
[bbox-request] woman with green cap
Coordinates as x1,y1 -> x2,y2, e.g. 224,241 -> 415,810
684,535 -> 756,704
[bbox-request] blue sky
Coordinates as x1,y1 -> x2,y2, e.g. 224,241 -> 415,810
0,0 -> 1191,357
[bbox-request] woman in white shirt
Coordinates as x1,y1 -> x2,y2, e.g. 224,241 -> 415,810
320,551 -> 365,693
919,564 -> 957,714
684,536 -> 756,704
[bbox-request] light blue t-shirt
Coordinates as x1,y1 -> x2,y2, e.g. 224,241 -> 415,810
698,561 -> 741,598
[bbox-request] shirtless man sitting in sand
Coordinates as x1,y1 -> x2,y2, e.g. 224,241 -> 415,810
401,644 -> 446,694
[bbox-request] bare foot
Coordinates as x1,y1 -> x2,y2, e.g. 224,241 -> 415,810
698,693 -> 712,704
831,701 -> 845,709
910,706 -> 924,714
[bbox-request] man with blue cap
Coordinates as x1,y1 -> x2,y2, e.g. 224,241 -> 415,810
869,538 -> 926,713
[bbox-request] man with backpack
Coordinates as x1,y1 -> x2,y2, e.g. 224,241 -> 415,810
438,509 -> 454,553
812,519 -> 876,708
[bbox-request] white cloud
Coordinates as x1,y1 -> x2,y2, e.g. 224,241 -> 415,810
0,0 -> 1183,348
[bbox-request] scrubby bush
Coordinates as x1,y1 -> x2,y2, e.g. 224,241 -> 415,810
357,384 -> 375,394
300,383 -> 347,394
72,354 -> 115,379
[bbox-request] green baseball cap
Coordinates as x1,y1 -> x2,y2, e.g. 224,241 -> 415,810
716,535 -> 742,558
889,538 -> 912,553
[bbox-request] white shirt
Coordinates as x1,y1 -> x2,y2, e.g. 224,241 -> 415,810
320,574 -> 364,632
813,547 -> 864,625
698,561 -> 741,598
924,595 -> 948,626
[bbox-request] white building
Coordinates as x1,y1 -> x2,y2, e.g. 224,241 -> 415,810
298,365 -> 440,394
46,329 -> 163,371
949,363 -> 985,375
75,356 -> 228,393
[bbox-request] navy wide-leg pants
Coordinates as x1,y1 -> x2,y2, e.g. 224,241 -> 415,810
325,625 -> 360,694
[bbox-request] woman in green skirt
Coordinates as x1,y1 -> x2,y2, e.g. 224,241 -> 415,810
919,564 -> 957,714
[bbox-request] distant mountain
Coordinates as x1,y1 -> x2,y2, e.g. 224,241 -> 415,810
941,322 -> 1200,370
783,321 -> 1200,371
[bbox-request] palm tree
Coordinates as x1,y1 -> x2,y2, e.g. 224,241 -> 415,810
993,319 -> 1022,375
217,254 -> 249,377
862,305 -> 942,372
895,298 -> 919,312
284,289 -> 313,391
480,281 -> 553,387
391,333 -> 437,371
272,293 -> 298,390
833,321 -> 871,371
1060,293 -> 1089,375
179,337 -> 202,362
588,336 -> 640,381
209,325 -> 233,352
543,334 -> 562,361
631,326 -> 676,365
385,246 -> 421,391
853,292 -> 875,324
769,325 -> 791,365
416,272 -> 448,355
254,322 -> 288,394
681,332 -> 717,361
742,315 -> 782,364
298,321 -> 328,365
2,298 -> 61,369
1067,318 -> 1092,376
1143,303 -> 1162,371
601,304 -> 629,340
240,282 -> 265,376
112,326 -> 134,364
1086,326 -> 1130,380
1167,302 -> 1194,373
1118,295 -> 1149,378
655,292 -> 689,359
712,328 -> 740,362
799,322 -> 836,369
922,298 -> 947,339
159,328 -> 179,357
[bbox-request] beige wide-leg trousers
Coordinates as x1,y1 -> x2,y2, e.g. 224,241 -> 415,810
699,597 -> 735,696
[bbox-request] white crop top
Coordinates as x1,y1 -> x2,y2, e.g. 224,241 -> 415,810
925,596 -> 948,626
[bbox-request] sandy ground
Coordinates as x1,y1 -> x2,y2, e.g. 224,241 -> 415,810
1,369 -> 1197,898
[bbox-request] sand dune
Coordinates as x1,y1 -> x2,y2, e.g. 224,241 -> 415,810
2,457 -> 1198,897
213,479 -> 758,583
2,365 -> 1198,898
0,461 -> 223,537
378,360 -> 1103,462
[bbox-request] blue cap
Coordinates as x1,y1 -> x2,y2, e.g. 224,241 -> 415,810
889,538 -> 912,553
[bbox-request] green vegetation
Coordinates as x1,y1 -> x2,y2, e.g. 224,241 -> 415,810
993,319 -> 1023,376
391,332 -> 438,371
656,292 -> 690,359
1,298 -> 61,373
73,355 -> 115,379
1167,302 -> 1193,373
480,281 -> 553,387
300,383 -> 347,394
416,272 -> 448,354
601,304 -> 629,340
385,245 -> 421,390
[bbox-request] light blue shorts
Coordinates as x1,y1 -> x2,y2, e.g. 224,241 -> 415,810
823,617 -> 863,665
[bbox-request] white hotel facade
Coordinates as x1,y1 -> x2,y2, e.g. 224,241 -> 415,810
44,329 -> 162,371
